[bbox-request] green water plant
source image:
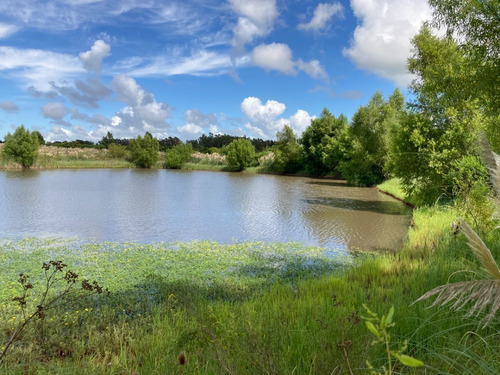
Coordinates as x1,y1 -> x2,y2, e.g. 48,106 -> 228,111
0,260 -> 109,362
362,305 -> 423,374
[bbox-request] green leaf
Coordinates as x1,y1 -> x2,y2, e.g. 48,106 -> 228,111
386,306 -> 395,325
365,321 -> 380,338
394,353 -> 424,367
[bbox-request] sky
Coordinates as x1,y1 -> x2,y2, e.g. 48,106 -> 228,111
0,0 -> 434,142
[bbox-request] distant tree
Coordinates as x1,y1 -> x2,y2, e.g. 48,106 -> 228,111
164,142 -> 193,169
2,125 -> 40,169
271,125 -> 303,174
99,131 -> 115,148
226,138 -> 256,171
158,136 -> 182,150
128,133 -> 159,168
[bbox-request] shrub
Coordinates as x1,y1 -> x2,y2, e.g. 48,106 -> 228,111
107,143 -> 127,159
225,138 -> 255,171
128,133 -> 159,168
164,142 -> 193,169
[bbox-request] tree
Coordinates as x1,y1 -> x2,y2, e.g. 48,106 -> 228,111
271,125 -> 303,174
301,109 -> 348,175
164,142 -> 193,169
2,125 -> 39,169
225,138 -> 255,171
32,130 -> 45,145
128,132 -> 159,168
99,131 -> 115,148
386,26 -> 482,202
339,90 -> 405,186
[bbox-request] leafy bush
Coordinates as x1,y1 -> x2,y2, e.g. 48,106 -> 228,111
164,142 -> 193,169
128,133 -> 159,168
2,125 -> 39,169
107,143 -> 127,159
225,138 -> 255,171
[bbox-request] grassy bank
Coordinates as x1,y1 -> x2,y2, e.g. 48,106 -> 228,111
1,196 -> 499,373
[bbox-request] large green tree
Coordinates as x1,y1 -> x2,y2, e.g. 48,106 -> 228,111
387,26 -> 483,202
339,90 -> 405,186
2,125 -> 40,169
226,138 -> 255,171
128,132 -> 159,168
300,109 -> 348,176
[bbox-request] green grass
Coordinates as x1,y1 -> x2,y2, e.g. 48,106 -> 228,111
378,178 -> 419,207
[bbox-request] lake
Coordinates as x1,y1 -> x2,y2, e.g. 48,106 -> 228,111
0,169 -> 411,250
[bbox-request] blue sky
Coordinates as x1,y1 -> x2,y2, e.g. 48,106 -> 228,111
0,0 -> 433,142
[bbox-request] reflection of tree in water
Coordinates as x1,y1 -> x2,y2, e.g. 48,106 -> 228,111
299,188 -> 412,251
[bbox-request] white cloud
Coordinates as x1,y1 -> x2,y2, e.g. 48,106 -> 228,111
110,74 -> 170,138
296,59 -> 329,81
252,43 -> 296,75
343,0 -> 432,86
240,96 -> 314,139
275,110 -> 314,135
114,49 -> 245,78
0,100 -> 19,112
79,40 -> 111,73
230,0 -> 278,55
0,23 -> 19,38
41,102 -> 70,121
298,2 -> 344,32
0,46 -> 84,90
178,123 -> 204,137
252,43 -> 329,80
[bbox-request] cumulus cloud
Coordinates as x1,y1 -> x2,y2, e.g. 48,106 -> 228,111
79,40 -> 111,73
251,43 -> 329,81
343,0 -> 432,86
0,23 -> 19,38
41,102 -> 70,121
298,2 -> 344,32
109,74 -> 171,137
252,43 -> 296,75
230,0 -> 278,55
0,100 -> 19,112
178,109 -> 218,137
240,96 -> 313,139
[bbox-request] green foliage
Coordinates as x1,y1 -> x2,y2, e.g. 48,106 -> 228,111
2,125 -> 40,169
164,142 -> 193,169
363,305 -> 423,374
271,125 -> 303,174
99,131 -> 115,148
225,138 -> 256,171
386,27 -> 482,203
107,143 -> 127,159
301,108 -> 348,175
128,132 -> 160,168
339,90 -> 405,186
32,130 -> 45,145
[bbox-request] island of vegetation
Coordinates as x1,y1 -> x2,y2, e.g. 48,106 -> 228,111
1,1 -> 500,373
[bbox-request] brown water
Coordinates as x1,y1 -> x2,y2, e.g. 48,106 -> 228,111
0,169 -> 411,250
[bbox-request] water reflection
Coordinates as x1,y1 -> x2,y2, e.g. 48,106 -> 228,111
0,170 -> 411,250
